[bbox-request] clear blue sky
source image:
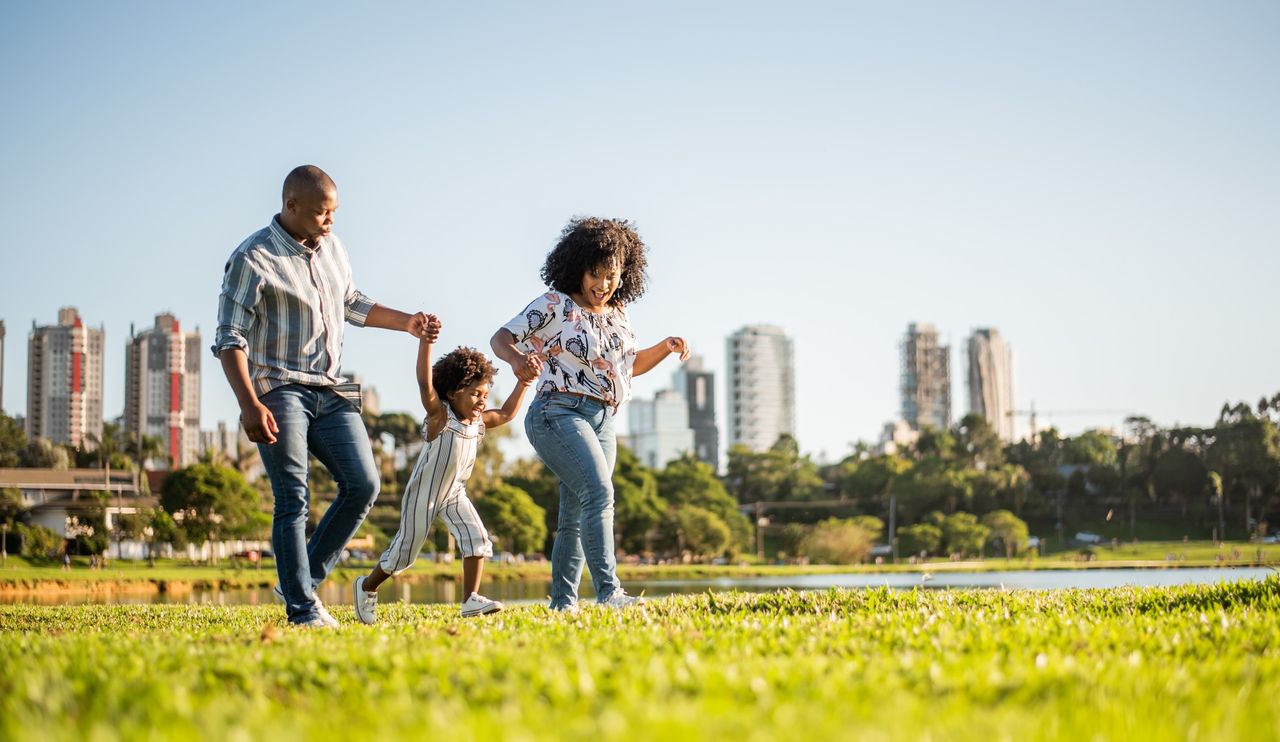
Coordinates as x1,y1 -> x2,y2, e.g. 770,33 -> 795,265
2,1 -> 1277,463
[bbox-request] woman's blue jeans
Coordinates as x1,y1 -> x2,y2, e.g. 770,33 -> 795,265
526,392 -> 621,609
257,384 -> 379,623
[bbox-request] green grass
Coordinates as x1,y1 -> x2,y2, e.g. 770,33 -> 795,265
3,579 -> 1280,740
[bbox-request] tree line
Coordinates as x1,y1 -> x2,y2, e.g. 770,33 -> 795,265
2,389 -> 1277,564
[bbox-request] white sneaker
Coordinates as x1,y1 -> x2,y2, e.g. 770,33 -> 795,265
353,576 -> 378,625
460,592 -> 504,618
600,590 -> 645,609
275,584 -> 339,627
549,602 -> 580,615
292,615 -> 336,630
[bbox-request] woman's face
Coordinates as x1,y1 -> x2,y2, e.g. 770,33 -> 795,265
578,261 -> 622,311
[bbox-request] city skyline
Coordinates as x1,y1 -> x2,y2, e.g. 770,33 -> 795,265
2,3 -> 1277,461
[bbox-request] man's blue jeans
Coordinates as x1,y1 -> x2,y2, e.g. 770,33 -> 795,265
525,392 -> 621,609
257,384 -> 379,623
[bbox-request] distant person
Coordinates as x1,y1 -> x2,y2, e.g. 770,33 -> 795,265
353,322 -> 540,623
214,165 -> 434,628
490,217 -> 689,612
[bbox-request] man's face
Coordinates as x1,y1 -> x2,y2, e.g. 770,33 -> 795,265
283,188 -> 338,246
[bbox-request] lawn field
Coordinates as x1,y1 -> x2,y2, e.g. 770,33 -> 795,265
2,579 -> 1279,741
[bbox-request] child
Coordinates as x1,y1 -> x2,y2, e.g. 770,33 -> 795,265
354,315 -> 541,622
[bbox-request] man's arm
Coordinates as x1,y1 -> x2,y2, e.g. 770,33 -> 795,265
365,304 -> 432,338
219,349 -> 278,444
490,329 -> 543,382
633,336 -> 691,377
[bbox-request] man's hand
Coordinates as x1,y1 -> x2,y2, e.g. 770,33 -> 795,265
512,352 -> 544,383
406,312 -> 442,342
240,401 -> 279,444
665,336 -> 692,362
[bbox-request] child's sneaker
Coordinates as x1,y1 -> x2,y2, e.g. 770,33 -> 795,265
600,589 -> 645,610
460,592 -> 504,617
353,576 -> 378,625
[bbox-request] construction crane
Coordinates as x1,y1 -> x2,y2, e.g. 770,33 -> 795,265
1006,402 -> 1132,442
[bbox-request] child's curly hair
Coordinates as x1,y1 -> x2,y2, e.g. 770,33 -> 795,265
433,347 -> 497,401
539,216 -> 649,307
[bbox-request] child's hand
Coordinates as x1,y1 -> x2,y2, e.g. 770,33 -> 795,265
665,336 -> 691,361
407,312 -> 442,342
513,352 -> 543,383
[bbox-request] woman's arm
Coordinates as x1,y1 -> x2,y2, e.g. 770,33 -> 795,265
490,328 -> 543,383
482,378 -> 537,429
632,336 -> 691,377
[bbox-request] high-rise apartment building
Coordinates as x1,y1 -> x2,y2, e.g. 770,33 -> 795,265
628,389 -> 695,470
901,322 -> 951,431
967,328 -> 1014,441
124,313 -> 201,468
0,319 -> 6,413
671,355 -> 720,471
726,325 -> 795,452
27,307 -> 105,448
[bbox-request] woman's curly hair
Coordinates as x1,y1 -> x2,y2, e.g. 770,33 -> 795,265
540,217 -> 649,307
433,346 -> 497,400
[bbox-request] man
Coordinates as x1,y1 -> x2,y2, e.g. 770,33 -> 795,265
213,165 -> 434,627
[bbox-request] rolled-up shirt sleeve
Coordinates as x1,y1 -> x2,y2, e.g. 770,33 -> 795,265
212,252 -> 260,357
344,286 -> 375,327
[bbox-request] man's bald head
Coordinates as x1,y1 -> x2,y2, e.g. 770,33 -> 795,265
282,165 -> 336,203
278,165 -> 339,248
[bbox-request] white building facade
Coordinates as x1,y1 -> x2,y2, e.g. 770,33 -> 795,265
27,307 -> 104,448
901,322 -> 951,431
670,355 -> 719,471
628,389 -> 695,470
124,313 -> 201,468
726,325 -> 795,452
966,327 -> 1015,441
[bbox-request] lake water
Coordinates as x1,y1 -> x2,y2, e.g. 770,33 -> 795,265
3,567 -> 1274,606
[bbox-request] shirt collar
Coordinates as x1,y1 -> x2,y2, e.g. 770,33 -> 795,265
269,215 -> 324,256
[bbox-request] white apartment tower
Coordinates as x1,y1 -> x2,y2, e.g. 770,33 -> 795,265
124,313 -> 202,468
27,307 -> 105,448
628,389 -> 695,470
901,322 -> 951,431
726,325 -> 795,452
967,328 -> 1014,441
0,319 -> 6,413
671,355 -> 720,471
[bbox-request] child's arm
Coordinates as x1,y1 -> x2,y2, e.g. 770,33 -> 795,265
632,336 -> 691,377
482,377 -> 536,429
417,316 -> 448,439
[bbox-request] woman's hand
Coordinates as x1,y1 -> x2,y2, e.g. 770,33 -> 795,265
512,352 -> 544,383
664,336 -> 691,361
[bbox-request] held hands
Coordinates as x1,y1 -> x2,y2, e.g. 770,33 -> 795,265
665,336 -> 691,362
512,352 -> 544,383
240,401 -> 279,445
406,312 -> 442,342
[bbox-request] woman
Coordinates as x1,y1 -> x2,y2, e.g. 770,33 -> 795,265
491,217 -> 689,611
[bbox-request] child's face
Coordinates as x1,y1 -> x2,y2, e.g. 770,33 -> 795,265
447,380 -> 492,422
579,260 -> 623,310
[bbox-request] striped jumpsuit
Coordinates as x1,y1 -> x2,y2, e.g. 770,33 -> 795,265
379,405 -> 493,574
